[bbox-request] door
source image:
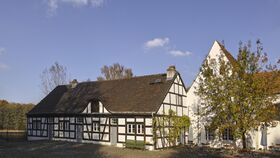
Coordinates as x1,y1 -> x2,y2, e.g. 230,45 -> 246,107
48,118 -> 53,140
180,130 -> 185,145
77,124 -> 83,143
110,127 -> 117,145
48,124 -> 53,140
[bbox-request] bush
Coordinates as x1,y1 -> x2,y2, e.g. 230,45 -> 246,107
125,140 -> 145,150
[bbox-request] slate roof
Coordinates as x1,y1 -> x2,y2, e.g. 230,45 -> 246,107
28,73 -> 176,115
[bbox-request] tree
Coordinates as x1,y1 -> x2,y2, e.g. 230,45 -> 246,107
97,63 -> 133,81
153,110 -> 190,147
196,40 -> 280,149
0,100 -> 34,130
40,62 -> 70,95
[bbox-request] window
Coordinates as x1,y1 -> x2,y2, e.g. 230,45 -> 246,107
32,120 -> 41,129
205,127 -> 215,140
137,124 -> 144,134
127,124 -> 135,134
222,128 -> 233,141
32,121 -> 36,129
91,101 -> 99,113
64,121 -> 70,131
36,121 -> 41,130
111,118 -> 118,125
93,123 -> 99,132
127,123 -> 144,134
177,95 -> 182,106
59,121 -> 64,130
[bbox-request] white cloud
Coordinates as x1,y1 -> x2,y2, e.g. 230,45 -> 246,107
144,37 -> 192,57
0,47 -> 6,55
47,0 -> 104,15
144,37 -> 170,49
169,50 -> 192,57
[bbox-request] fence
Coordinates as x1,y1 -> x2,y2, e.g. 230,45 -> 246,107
0,130 -> 26,141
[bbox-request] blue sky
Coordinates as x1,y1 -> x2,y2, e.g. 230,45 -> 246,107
0,0 -> 279,103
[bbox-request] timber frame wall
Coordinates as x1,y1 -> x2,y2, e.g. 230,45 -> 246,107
153,74 -> 189,149
27,73 -> 189,150
27,114 -> 155,149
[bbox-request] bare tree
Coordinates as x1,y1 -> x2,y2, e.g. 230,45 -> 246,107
40,62 -> 70,95
97,63 -> 133,81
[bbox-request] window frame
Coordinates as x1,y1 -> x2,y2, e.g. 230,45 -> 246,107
111,118 -> 118,125
177,95 -> 183,106
205,126 -> 215,141
222,128 -> 234,141
91,101 -> 99,113
93,122 -> 100,132
59,121 -> 64,130
136,124 -> 144,134
127,123 -> 135,134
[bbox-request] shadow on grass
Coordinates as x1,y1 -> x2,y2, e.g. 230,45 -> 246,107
1,140 -> 280,158
0,140 -> 111,158
169,146 -> 280,158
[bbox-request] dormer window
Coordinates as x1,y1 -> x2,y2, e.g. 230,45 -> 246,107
91,100 -> 99,113
82,100 -> 100,114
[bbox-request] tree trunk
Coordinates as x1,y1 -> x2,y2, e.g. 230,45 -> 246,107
242,132 -> 246,149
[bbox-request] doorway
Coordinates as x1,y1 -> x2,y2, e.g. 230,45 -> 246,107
110,126 -> 117,145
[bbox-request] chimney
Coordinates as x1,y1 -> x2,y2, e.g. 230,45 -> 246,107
166,65 -> 176,80
70,79 -> 78,88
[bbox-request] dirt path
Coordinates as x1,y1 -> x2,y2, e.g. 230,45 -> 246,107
0,140 -> 279,158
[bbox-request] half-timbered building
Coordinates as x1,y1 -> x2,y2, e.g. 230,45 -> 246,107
27,66 -> 189,150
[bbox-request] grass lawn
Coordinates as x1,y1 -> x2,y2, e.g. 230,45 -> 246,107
0,140 -> 279,158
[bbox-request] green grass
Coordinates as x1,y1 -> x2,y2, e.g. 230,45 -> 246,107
0,140 -> 280,158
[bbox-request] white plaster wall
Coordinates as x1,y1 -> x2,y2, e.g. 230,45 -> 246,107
250,122 -> 280,150
157,105 -> 164,114
136,136 -> 144,141
100,118 -> 107,124
118,135 -> 125,142
157,74 -> 188,116
118,126 -> 125,134
186,41 -> 229,144
127,118 -> 134,122
146,136 -> 153,144
145,128 -> 153,135
100,126 -> 109,133
127,135 -> 135,140
136,118 -> 144,122
118,118 -> 125,125
154,73 -> 189,148
145,118 -> 153,126
145,145 -> 154,150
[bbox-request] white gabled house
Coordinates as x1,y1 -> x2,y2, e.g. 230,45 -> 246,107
27,66 -> 189,150
186,41 -> 280,149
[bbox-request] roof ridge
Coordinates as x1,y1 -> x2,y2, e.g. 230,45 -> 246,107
77,73 -> 167,85
216,41 -> 239,67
